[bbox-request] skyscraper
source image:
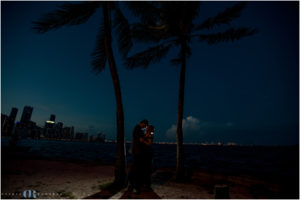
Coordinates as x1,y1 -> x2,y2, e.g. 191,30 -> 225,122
50,114 -> 56,122
44,114 -> 56,138
1,114 -> 8,135
56,122 -> 63,139
6,107 -> 18,136
20,106 -> 33,124
9,107 -> 18,123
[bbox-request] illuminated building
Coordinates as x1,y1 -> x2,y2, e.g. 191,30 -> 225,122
44,114 -> 56,138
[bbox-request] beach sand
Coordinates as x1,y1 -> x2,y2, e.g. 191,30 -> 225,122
2,159 -> 115,199
2,158 -> 292,199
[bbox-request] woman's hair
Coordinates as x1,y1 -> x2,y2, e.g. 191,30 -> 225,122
140,119 -> 149,125
147,125 -> 155,132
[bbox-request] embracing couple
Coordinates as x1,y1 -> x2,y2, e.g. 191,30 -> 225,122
128,119 -> 155,194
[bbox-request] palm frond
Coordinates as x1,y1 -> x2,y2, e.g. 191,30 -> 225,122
182,2 -> 201,25
126,2 -> 161,25
91,25 -> 107,73
33,2 -> 101,33
113,7 -> 132,58
131,23 -> 170,43
196,2 -> 246,30
199,27 -> 257,45
161,2 -> 200,25
126,44 -> 172,69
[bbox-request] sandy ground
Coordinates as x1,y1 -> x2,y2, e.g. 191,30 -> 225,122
1,159 -> 295,199
2,159 -> 114,199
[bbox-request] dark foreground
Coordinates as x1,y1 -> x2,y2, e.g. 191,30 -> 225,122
1,139 -> 299,199
2,158 -> 299,199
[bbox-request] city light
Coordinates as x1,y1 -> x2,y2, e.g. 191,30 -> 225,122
46,120 -> 55,124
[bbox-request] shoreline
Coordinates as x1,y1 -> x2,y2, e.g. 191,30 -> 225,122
2,136 -> 299,147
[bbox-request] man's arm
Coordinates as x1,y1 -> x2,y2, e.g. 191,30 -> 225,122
139,137 -> 145,143
142,135 -> 153,146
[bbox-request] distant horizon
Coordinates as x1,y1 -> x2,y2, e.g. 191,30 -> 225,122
1,136 -> 297,147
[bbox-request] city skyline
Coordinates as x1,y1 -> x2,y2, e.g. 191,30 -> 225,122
2,105 -> 98,142
2,1 -> 299,145
1,105 -> 102,136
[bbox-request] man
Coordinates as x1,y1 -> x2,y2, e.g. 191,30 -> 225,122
128,119 -> 148,194
141,125 -> 155,190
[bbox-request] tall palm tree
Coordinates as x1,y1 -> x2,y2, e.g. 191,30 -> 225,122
126,2 -> 257,180
33,2 -> 132,188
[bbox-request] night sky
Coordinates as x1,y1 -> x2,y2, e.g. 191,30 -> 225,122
1,1 -> 299,145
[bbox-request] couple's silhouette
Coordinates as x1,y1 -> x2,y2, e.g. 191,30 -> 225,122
128,119 -> 154,194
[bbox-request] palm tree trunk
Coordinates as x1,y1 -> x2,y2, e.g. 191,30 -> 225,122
176,44 -> 186,180
103,3 -> 126,188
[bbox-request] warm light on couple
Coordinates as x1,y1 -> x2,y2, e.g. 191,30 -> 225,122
128,119 -> 155,194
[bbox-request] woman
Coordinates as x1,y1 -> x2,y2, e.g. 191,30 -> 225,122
141,125 -> 154,189
128,120 -> 149,193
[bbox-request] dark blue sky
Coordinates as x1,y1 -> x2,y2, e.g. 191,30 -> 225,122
1,1 -> 299,145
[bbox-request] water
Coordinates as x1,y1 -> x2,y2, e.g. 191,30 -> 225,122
2,138 -> 298,182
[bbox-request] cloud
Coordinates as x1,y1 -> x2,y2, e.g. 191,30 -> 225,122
166,116 -> 234,141
166,116 -> 201,140
166,124 -> 177,139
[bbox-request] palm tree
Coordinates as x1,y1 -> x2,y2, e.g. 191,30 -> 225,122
33,2 -> 132,188
126,2 -> 257,180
